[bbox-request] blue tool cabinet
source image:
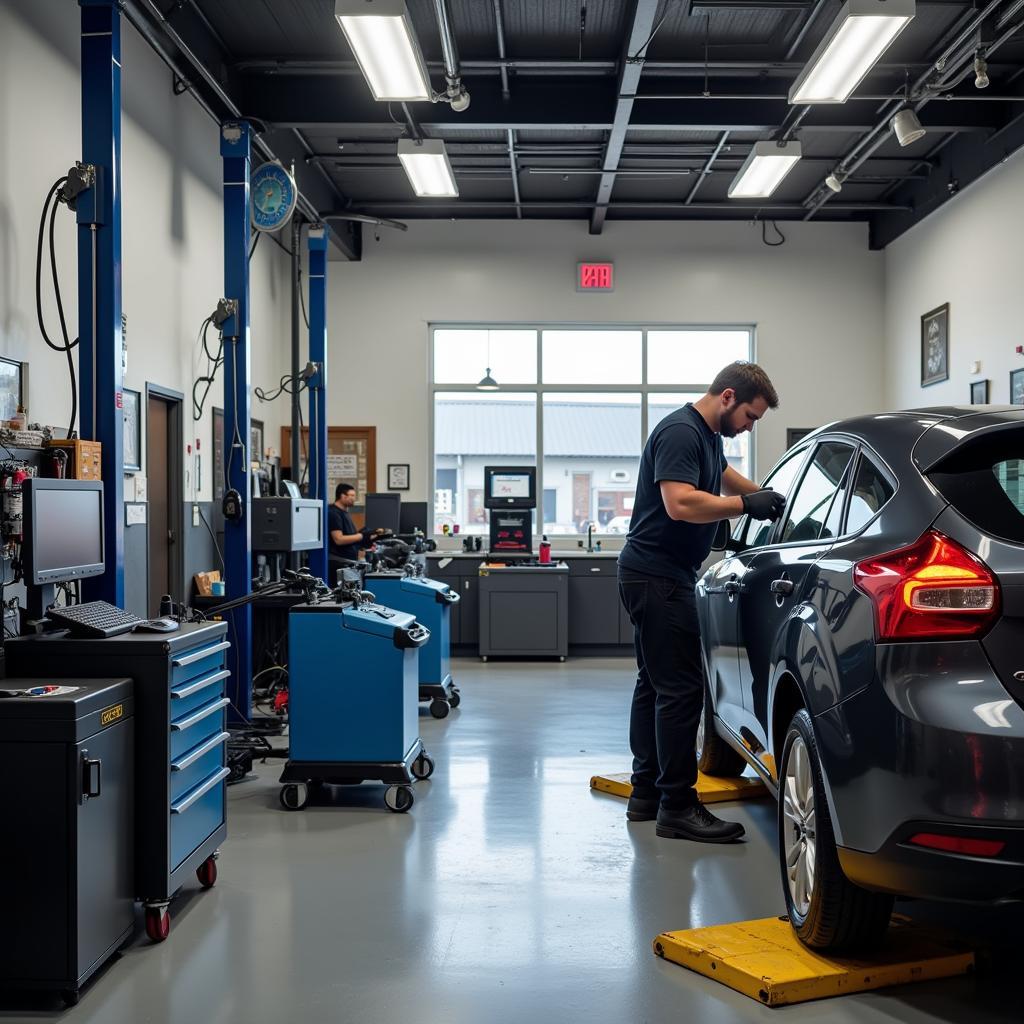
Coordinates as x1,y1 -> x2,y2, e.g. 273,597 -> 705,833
365,570 -> 461,719
279,599 -> 433,813
7,621 -> 230,942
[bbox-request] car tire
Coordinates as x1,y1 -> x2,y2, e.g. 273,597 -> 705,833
696,679 -> 747,777
779,709 -> 894,952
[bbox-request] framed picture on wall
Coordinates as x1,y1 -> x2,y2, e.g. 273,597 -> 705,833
1011,369 -> 1024,407
921,303 -> 950,387
251,419 -> 264,464
970,379 -> 989,405
0,358 -> 25,423
388,463 -> 410,491
122,387 -> 142,472
786,428 -> 816,449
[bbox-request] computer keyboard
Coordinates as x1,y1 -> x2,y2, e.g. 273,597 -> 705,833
46,601 -> 143,639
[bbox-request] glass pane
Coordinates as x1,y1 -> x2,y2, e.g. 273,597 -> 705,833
433,392 -> 536,535
741,446 -> 808,548
648,393 -> 751,483
780,442 -> 855,545
647,330 -> 751,386
542,393 -> 641,535
433,329 -> 538,385
541,330 -> 641,384
846,458 -> 895,535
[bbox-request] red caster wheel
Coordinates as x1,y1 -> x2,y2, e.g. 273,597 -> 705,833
144,905 -> 170,943
197,855 -> 218,889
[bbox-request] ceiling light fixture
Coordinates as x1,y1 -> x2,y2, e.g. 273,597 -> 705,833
825,172 -> 844,193
788,0 -> 915,105
975,53 -> 990,89
728,140 -> 802,199
891,107 -> 926,147
397,139 -> 459,197
334,0 -> 431,102
477,331 -> 499,391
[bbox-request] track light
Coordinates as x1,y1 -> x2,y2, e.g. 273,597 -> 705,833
728,140 -> 802,199
397,139 -> 459,198
825,172 -> 844,193
891,108 -> 926,147
334,0 -> 431,102
789,0 -> 915,105
975,54 -> 990,89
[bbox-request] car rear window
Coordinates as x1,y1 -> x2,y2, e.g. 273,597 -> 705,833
845,457 -> 895,534
928,438 -> 1024,544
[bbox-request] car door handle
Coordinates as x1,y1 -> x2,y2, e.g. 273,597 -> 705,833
770,578 -> 794,596
723,580 -> 745,596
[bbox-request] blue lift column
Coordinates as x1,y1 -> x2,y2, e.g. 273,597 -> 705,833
78,0 -> 124,605
306,225 -> 329,582
220,123 -> 253,723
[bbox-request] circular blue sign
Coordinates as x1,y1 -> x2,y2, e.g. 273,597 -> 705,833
251,162 -> 297,232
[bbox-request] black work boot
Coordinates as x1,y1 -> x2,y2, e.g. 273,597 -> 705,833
625,793 -> 659,822
656,803 -> 745,843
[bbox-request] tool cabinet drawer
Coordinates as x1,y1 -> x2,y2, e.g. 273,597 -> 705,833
170,641 -> 230,689
170,693 -> 229,751
170,766 -> 229,870
170,732 -> 229,802
170,667 -> 229,720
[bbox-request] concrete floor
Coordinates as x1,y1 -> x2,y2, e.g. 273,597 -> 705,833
9,658 -> 1024,1023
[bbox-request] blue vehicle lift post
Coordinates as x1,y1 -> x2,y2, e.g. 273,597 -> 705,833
220,122 -> 254,723
306,225 -> 329,582
78,0 -> 124,606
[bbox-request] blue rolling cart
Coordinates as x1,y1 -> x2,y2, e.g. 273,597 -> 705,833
280,598 -> 433,813
365,568 -> 461,719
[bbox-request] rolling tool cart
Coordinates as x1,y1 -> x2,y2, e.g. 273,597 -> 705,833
0,678 -> 133,1006
364,566 -> 461,719
7,622 -> 230,942
281,595 -> 433,813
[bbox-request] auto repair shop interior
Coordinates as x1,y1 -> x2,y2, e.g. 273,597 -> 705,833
2,0 -> 1024,1019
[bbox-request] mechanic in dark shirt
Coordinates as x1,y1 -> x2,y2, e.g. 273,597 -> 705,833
618,361 -> 785,844
328,483 -> 382,576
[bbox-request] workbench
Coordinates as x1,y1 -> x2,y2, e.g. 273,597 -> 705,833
477,561 -> 570,660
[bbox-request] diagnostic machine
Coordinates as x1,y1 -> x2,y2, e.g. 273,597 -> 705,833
484,465 -> 536,555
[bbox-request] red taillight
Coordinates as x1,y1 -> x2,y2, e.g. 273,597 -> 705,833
854,530 -> 1000,641
908,833 -> 1006,857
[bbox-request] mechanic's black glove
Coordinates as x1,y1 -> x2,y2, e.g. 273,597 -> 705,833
742,489 -> 786,521
360,528 -> 376,544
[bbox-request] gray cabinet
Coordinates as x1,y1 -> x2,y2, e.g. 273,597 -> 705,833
460,575 -> 480,646
426,556 -> 481,647
568,559 -> 622,646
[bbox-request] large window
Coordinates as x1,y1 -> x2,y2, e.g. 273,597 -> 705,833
431,326 -> 754,536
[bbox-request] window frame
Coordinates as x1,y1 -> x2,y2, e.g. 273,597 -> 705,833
777,440 -> 858,547
429,322 -> 756,536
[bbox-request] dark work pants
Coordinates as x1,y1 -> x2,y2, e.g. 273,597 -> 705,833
618,567 -> 703,810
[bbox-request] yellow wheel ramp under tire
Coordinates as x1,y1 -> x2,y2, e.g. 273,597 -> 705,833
652,915 -> 975,1007
590,771 -> 768,804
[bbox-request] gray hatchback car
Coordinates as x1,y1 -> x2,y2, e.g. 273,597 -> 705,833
696,406 -> 1024,951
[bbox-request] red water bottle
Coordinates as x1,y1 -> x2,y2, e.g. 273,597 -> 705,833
539,535 -> 551,564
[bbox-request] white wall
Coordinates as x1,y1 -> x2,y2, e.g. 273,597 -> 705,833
883,148 -> 1024,411
327,219 -> 886,505
0,0 -> 292,501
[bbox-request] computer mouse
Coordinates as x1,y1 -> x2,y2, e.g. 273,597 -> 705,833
133,617 -> 180,634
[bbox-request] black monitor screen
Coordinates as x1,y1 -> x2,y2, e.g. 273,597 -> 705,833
25,480 -> 104,584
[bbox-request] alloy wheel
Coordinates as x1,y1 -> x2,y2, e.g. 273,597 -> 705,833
783,735 -> 817,917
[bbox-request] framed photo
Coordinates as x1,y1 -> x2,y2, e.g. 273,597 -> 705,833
1011,369 -> 1024,407
122,387 -> 142,472
786,428 -> 815,449
970,379 -> 989,405
0,357 -> 25,422
921,303 -> 950,387
387,463 -> 410,491
251,418 -> 264,464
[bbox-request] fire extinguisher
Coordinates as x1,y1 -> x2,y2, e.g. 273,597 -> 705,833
2,466 -> 29,541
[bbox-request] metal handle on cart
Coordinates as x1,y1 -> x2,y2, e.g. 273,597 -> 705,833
438,588 -> 461,605
394,622 -> 431,649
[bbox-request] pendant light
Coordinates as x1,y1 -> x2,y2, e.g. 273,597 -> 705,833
476,331 -> 499,390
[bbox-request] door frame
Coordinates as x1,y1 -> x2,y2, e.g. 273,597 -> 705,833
145,383 -> 185,606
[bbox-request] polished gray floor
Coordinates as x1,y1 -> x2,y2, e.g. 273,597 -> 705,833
11,658 -> 1023,1023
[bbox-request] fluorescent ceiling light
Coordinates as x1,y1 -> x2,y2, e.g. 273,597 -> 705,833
728,141 -> 802,199
398,139 -> 459,198
789,0 -> 915,105
335,0 -> 431,102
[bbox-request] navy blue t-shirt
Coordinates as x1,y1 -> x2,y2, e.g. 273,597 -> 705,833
619,404 -> 728,581
328,504 -> 360,561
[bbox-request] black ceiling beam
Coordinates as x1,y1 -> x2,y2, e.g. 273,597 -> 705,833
590,0 -> 661,235
869,106 -> 1024,249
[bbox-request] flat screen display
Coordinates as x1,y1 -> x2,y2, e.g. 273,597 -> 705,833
489,473 -> 532,500
31,486 -> 104,581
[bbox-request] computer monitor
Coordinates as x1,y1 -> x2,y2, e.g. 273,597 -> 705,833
22,478 -> 105,585
399,501 -> 428,535
484,465 -> 536,510
365,492 -> 401,535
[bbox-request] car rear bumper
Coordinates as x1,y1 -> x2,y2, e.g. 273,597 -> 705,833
839,823 -> 1024,902
815,640 -> 1024,901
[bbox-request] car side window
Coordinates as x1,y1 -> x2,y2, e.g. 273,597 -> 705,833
740,447 -> 808,548
780,442 -> 856,545
845,456 -> 895,534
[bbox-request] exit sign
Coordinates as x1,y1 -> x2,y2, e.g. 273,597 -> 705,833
577,261 -> 614,292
